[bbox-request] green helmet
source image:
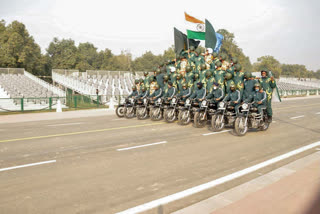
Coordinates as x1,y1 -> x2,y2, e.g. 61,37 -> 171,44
132,86 -> 137,90
139,78 -> 143,83
155,84 -> 160,89
230,83 -> 236,88
194,73 -> 199,80
215,61 -> 222,68
200,63 -> 206,71
186,66 -> 192,72
176,73 -> 182,80
143,71 -> 148,76
163,75 -> 169,81
235,64 -> 242,71
205,70 -> 212,78
220,53 -> 227,61
212,52 -> 218,58
141,86 -> 146,91
225,72 -> 233,80
182,83 -> 188,88
232,57 -> 238,64
244,71 -> 252,79
156,68 -> 161,74
135,79 -> 139,84
254,82 -> 261,89
190,46 -> 195,51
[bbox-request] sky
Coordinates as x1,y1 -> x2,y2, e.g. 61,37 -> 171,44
1,0 -> 319,71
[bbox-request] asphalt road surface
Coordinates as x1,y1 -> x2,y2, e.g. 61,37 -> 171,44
0,98 -> 320,214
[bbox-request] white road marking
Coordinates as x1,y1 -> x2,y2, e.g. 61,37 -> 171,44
316,148 -> 320,151
0,160 -> 56,172
202,130 -> 231,136
117,141 -> 168,151
272,121 -> 276,123
116,141 -> 320,214
47,122 -> 84,127
316,112 -> 320,115
112,119 -> 124,121
290,115 -> 304,120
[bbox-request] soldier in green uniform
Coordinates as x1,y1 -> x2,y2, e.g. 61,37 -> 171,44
259,70 -> 276,122
193,49 -> 205,75
227,57 -> 238,76
199,63 -> 207,84
139,78 -> 145,94
192,73 -> 201,93
233,64 -> 245,96
213,61 -> 226,92
206,82 -> 225,104
244,82 -> 267,116
185,66 -> 194,89
204,70 -> 215,94
143,72 -> 150,90
136,86 -> 149,100
155,68 -> 164,89
243,71 -> 257,101
222,83 -> 241,114
176,73 -> 186,93
224,72 -> 235,95
213,52 -> 220,64
163,75 -> 169,95
177,83 -> 192,101
128,86 -> 139,98
163,81 -> 177,101
190,82 -> 206,103
149,75 -> 157,95
149,84 -> 163,100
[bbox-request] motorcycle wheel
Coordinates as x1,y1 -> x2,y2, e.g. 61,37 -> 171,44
211,114 -> 225,132
151,107 -> 162,121
234,117 -> 248,136
115,106 -> 125,118
164,108 -> 176,123
194,111 -> 207,128
137,107 -> 148,120
124,107 -> 135,119
178,110 -> 191,125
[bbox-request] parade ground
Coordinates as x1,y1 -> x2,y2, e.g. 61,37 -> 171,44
0,97 -> 320,214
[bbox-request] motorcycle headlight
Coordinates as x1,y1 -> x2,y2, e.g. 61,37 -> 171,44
172,98 -> 176,104
143,98 -> 147,104
157,98 -> 162,103
242,103 -> 248,110
201,100 -> 207,107
186,99 -> 191,105
129,98 -> 134,103
219,102 -> 225,108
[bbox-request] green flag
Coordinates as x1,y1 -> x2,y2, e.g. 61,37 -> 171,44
205,19 -> 217,50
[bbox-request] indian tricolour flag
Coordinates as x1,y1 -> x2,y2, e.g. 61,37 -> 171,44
185,12 -> 205,40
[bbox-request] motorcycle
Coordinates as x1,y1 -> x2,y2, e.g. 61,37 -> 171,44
234,102 -> 270,136
150,97 -> 164,121
115,97 -> 134,118
211,101 -> 237,132
136,97 -> 150,120
163,97 -> 181,123
123,98 -> 137,119
194,99 -> 216,128
178,98 -> 198,125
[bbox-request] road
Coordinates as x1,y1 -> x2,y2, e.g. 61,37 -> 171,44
0,98 -> 320,214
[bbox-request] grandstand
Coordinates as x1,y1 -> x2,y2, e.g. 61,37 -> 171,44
52,69 -> 143,105
0,68 -> 66,111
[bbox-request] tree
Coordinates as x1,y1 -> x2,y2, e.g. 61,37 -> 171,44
132,51 -> 162,71
0,20 -> 43,74
217,29 -> 252,72
46,37 -> 78,69
253,56 -> 282,78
